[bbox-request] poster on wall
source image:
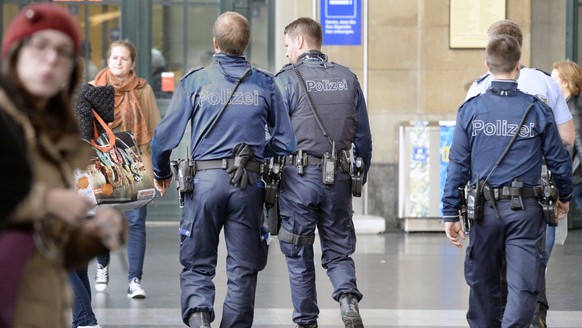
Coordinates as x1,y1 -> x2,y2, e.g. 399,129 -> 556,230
439,121 -> 455,214
320,0 -> 361,45
450,0 -> 505,48
409,122 -> 430,217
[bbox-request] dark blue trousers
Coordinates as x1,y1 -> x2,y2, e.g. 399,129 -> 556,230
278,165 -> 362,325
465,198 -> 546,328
179,169 -> 267,328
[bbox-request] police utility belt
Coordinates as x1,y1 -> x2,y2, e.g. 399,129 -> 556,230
463,179 -> 557,229
481,185 -> 540,201
195,158 -> 262,173
170,157 -> 262,208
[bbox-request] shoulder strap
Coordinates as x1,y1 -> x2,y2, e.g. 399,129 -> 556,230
192,67 -> 251,156
483,102 -> 535,183
291,65 -> 333,145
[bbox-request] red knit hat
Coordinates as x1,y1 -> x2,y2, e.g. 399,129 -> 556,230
1,3 -> 81,59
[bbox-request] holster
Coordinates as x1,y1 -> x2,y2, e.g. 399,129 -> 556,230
459,186 -> 470,234
170,158 -> 194,208
263,157 -> 282,235
467,180 -> 484,222
351,157 -> 364,197
538,166 -> 558,226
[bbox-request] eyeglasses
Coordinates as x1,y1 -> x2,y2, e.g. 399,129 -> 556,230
23,37 -> 76,63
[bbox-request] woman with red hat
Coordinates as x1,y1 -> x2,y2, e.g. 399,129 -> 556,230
0,4 -> 126,327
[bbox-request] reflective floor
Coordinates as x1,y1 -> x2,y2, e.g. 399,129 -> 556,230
88,222 -> 582,327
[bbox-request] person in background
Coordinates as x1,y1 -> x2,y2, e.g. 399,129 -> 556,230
69,83 -> 116,328
91,39 -> 161,299
275,17 -> 372,328
444,34 -> 572,327
151,48 -> 172,99
0,3 -> 126,327
551,60 -> 582,248
465,20 -> 574,327
151,11 -> 295,328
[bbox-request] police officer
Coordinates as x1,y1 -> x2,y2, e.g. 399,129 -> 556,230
275,17 -> 372,328
467,20 -> 574,146
443,34 -> 572,327
150,12 -> 296,328
465,19 -> 573,327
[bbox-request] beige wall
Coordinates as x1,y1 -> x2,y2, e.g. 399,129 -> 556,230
531,0 -> 567,71
273,0 -> 574,164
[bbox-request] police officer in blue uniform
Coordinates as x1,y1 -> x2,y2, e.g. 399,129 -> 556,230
443,35 -> 572,327
150,12 -> 296,328
465,19 -> 574,327
275,17 -> 372,328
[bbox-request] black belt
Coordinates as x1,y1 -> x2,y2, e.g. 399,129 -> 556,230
284,154 -> 322,166
195,159 -> 262,173
485,186 -> 541,201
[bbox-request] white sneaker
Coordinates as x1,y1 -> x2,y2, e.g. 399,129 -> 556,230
127,277 -> 146,298
95,264 -> 109,292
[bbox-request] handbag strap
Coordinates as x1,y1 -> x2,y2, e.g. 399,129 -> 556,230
90,109 -> 116,152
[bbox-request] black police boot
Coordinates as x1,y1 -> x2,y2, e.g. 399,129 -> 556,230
295,323 -> 318,328
530,302 -> 548,328
188,311 -> 211,328
339,293 -> 364,328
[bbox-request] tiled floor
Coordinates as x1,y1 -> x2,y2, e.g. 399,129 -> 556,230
87,221 -> 582,327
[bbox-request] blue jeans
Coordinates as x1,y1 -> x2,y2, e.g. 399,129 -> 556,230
69,267 -> 98,327
97,205 -> 147,281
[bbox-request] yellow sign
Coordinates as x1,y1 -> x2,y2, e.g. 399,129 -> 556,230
450,0 -> 506,48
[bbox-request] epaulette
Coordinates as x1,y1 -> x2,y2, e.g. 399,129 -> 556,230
275,63 -> 294,77
253,66 -> 274,77
532,67 -> 551,76
330,61 -> 347,69
461,94 -> 480,107
473,72 -> 491,85
179,66 -> 204,82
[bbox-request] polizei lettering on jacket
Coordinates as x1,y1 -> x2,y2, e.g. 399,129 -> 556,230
305,78 -> 348,92
198,89 -> 259,106
472,120 -> 535,137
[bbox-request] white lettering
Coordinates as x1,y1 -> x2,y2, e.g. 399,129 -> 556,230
305,79 -> 348,92
472,120 -> 535,137
198,89 -> 259,106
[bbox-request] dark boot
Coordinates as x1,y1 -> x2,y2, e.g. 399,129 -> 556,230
530,302 -> 548,328
295,323 -> 318,328
339,293 -> 364,328
189,312 -> 211,328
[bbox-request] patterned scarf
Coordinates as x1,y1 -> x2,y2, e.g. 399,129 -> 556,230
93,68 -> 151,145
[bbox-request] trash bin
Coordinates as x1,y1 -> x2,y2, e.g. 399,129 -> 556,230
398,121 -> 455,232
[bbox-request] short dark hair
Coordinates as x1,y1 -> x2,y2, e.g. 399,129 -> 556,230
486,35 -> 521,74
284,17 -> 322,49
488,20 -> 523,47
213,11 -> 250,55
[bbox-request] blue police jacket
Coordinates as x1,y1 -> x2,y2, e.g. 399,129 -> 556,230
442,80 -> 573,221
151,53 -> 296,180
275,51 -> 372,177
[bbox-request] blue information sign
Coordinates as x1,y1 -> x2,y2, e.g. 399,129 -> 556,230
320,0 -> 361,45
